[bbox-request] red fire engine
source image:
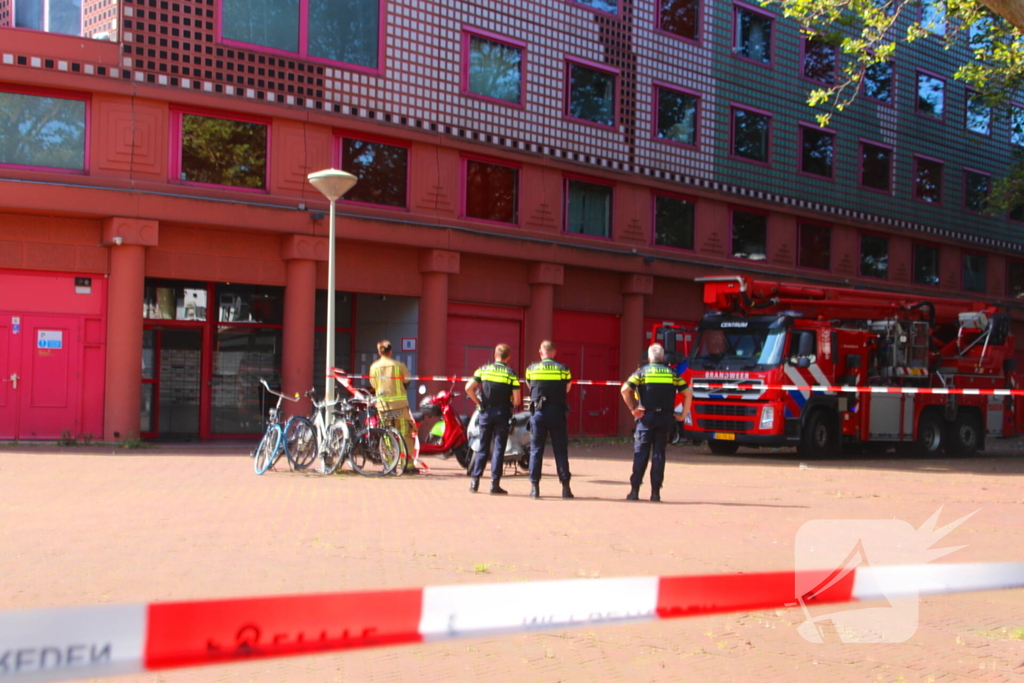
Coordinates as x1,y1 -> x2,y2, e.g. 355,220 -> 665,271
680,275 -> 1023,457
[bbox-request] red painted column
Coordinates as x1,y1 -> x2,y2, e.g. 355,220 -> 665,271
619,274 -> 654,436
282,259 -> 316,417
102,218 -> 159,442
526,263 -> 563,357
418,249 -> 460,386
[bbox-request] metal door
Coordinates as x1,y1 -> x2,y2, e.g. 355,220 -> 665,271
17,316 -> 81,439
0,315 -> 20,439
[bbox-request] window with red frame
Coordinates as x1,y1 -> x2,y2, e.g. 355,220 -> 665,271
800,126 -> 834,178
0,88 -> 87,172
656,87 -> 698,145
860,234 -> 889,279
571,0 -> 618,12
863,61 -> 892,102
1012,106 -> 1024,147
732,108 -> 770,162
732,211 -> 767,260
221,0 -> 380,70
179,113 -> 267,189
914,157 -> 943,203
963,253 -> 987,293
465,159 -> 519,224
567,63 -> 616,127
734,5 -> 772,64
917,72 -> 945,118
654,195 -> 696,250
1008,260 -> 1024,299
913,244 -> 941,286
966,92 -> 991,134
465,33 -> 523,105
964,170 -> 989,212
861,143 -> 891,191
799,224 -> 831,270
565,178 -> 612,238
659,0 -> 699,40
338,137 -> 408,208
803,36 -> 836,85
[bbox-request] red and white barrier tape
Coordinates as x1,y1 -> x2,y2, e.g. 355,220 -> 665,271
327,370 -> 1024,396
3,562 -> 1023,682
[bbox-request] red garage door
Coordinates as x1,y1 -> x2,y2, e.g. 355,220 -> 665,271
447,303 -> 523,414
553,311 -> 619,437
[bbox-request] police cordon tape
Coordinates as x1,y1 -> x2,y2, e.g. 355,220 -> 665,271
3,562 -> 1024,682
328,371 -> 1024,396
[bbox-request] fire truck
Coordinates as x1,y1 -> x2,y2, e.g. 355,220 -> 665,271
679,275 -> 1023,458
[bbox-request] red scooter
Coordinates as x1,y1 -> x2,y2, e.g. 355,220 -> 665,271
413,383 -> 472,467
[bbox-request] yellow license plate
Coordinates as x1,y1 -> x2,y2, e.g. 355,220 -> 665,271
714,432 -> 736,441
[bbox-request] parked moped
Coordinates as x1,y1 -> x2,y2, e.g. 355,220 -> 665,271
465,403 -> 532,474
412,384 -> 472,467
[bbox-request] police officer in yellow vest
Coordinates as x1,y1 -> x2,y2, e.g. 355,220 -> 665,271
524,340 -> 573,500
465,343 -> 521,495
369,339 -> 417,474
620,343 -> 692,501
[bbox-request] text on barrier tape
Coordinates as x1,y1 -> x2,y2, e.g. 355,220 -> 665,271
3,562 -> 1024,682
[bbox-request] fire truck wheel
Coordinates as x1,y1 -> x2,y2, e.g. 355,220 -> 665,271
708,440 -> 740,455
944,413 -> 981,458
798,410 -> 837,459
914,412 -> 945,458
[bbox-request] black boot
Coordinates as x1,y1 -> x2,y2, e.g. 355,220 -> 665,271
561,481 -> 574,499
529,482 -> 540,499
490,481 -> 508,495
469,477 -> 479,493
626,486 -> 640,501
651,487 -> 661,503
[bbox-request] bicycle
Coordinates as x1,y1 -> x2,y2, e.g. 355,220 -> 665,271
330,370 -> 407,477
283,390 -> 350,476
253,379 -> 302,475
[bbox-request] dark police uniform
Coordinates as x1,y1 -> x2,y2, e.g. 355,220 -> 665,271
468,361 -> 520,483
524,358 -> 572,485
625,363 -> 688,491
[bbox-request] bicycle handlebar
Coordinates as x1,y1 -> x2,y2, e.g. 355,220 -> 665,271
259,378 -> 301,402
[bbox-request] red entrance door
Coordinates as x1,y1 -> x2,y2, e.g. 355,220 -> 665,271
446,303 -> 523,414
0,315 -> 16,439
553,311 -> 620,437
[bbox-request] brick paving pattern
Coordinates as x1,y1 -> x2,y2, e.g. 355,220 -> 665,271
2,439 -> 1023,682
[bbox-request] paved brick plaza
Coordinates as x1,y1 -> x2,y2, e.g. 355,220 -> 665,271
2,440 -> 1024,682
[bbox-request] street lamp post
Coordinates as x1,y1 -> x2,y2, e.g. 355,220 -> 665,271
307,169 -> 357,405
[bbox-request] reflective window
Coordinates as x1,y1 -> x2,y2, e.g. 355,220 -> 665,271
921,0 -> 946,35
916,72 -> 945,118
212,327 -> 283,434
964,170 -> 989,212
179,113 -> 267,189
963,253 -> 987,293
656,88 -> 698,145
566,179 -> 612,238
860,234 -> 889,279
654,195 -> 695,250
222,0 -> 379,69
144,280 -> 209,321
803,36 -> 836,84
12,0 -> 116,38
314,290 -> 354,329
735,6 -> 772,64
861,143 -> 891,191
966,92 -> 991,134
1012,106 -> 1024,147
659,0 -> 699,40
570,0 -> 618,13
732,108 -> 770,162
1008,261 -> 1024,299
567,63 -> 616,127
799,224 -> 831,270
340,138 -> 408,208
732,211 -> 767,260
216,284 -> 285,325
800,126 -> 834,178
466,35 -> 523,105
0,90 -> 86,171
465,159 -> 519,224
914,157 -> 943,203
864,61 -> 892,102
913,244 -> 940,287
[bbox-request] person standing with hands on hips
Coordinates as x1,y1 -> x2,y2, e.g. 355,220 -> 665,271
524,340 -> 573,500
465,343 -> 521,495
620,343 -> 693,502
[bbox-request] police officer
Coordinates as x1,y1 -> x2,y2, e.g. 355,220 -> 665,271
524,340 -> 573,500
465,343 -> 521,495
620,343 -> 693,502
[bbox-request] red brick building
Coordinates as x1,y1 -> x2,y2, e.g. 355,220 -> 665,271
1,0 -> 1022,441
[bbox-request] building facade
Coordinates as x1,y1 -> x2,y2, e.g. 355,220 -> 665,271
1,0 -> 1022,441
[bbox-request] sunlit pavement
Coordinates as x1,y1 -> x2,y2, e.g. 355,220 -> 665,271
3,439 -> 1024,682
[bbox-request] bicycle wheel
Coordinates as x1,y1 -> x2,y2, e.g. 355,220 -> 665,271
320,422 -> 349,475
349,427 -> 402,477
284,417 -> 317,470
254,425 -> 282,475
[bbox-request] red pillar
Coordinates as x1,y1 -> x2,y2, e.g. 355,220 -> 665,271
526,263 -> 563,358
282,259 -> 316,417
102,218 -> 159,442
418,249 -> 460,385
619,274 -> 654,436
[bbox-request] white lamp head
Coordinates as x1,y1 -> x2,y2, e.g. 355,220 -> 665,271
307,168 -> 358,202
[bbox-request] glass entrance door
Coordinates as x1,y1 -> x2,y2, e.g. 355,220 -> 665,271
141,327 -> 203,439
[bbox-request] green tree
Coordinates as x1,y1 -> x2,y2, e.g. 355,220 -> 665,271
762,0 -> 1024,210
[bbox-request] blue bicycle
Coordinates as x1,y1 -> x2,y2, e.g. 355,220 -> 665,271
252,379 -> 301,475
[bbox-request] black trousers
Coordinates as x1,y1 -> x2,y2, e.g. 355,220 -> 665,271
528,403 -> 570,484
631,412 -> 674,489
469,406 -> 511,481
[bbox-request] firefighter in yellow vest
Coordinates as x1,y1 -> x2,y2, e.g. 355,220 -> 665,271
369,340 -> 417,474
